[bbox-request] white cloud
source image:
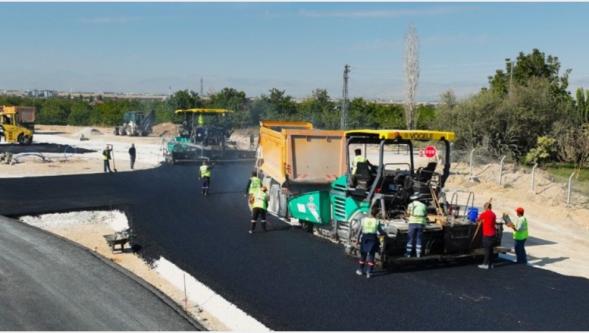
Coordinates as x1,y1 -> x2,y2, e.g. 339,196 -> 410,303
79,16 -> 141,24
298,6 -> 473,19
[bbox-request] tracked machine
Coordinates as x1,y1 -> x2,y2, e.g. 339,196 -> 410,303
164,108 -> 231,164
258,124 -> 506,268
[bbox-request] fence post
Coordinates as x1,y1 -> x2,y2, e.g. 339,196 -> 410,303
567,171 -> 576,205
498,155 -> 506,185
468,148 -> 475,180
531,163 -> 538,193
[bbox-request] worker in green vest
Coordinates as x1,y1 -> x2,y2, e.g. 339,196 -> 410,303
245,171 -> 262,210
356,206 -> 386,279
249,186 -> 269,234
405,194 -> 428,258
507,207 -> 528,264
199,160 -> 212,196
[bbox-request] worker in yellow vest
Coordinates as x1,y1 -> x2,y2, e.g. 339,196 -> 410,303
405,194 -> 428,258
351,148 -> 371,174
199,160 -> 212,196
507,207 -> 528,264
245,171 -> 262,210
249,186 -> 269,234
356,207 -> 386,279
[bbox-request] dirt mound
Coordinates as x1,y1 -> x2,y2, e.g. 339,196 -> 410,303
152,122 -> 178,137
76,127 -> 103,137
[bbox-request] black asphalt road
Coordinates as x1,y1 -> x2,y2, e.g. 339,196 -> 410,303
2,163 -> 589,330
0,143 -> 94,154
0,216 -> 200,330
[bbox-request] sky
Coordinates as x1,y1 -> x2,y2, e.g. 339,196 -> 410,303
1,2 -> 589,102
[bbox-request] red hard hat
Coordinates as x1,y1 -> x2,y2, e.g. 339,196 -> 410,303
515,207 -> 524,214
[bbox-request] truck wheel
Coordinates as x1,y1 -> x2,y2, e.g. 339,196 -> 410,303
17,134 -> 25,144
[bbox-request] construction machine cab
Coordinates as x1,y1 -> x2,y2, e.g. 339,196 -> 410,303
344,130 -> 455,219
174,108 -> 232,146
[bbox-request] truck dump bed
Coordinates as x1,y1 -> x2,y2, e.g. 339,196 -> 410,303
258,120 -> 346,185
1,106 -> 36,123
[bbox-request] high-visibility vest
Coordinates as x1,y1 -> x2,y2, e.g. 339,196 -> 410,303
361,217 -> 379,234
408,200 -> 427,224
200,165 -> 211,178
198,114 -> 204,126
253,190 -> 268,210
514,216 -> 528,240
352,155 -> 367,174
102,150 -> 110,160
248,176 -> 262,194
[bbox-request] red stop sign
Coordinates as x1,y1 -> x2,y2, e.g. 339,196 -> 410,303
424,145 -> 437,158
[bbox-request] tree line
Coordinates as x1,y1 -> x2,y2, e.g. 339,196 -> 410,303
1,48 -> 587,167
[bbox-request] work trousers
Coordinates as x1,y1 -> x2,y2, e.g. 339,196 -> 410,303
201,177 -> 210,194
406,223 -> 424,257
482,236 -> 495,268
358,236 -> 378,274
514,239 -> 527,264
103,160 -> 112,173
130,156 -> 136,169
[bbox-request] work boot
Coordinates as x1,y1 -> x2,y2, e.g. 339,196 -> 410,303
366,272 -> 371,279
248,230 -> 253,235
404,253 -> 411,258
478,264 -> 489,270
355,269 -> 363,276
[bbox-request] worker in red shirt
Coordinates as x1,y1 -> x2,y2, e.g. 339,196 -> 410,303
477,202 -> 497,269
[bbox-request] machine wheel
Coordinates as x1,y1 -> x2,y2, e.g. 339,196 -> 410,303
114,127 -> 120,135
17,134 -> 25,144
301,221 -> 314,233
25,135 -> 33,145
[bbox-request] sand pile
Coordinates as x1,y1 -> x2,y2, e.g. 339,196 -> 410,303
20,210 -> 129,231
152,122 -> 178,137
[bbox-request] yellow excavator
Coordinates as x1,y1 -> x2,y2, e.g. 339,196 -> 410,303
0,106 -> 35,144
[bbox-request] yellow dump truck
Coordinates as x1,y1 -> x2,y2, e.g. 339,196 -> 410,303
256,120 -> 346,217
0,106 -> 36,144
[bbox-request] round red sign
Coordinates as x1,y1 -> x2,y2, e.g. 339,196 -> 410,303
424,145 -> 437,158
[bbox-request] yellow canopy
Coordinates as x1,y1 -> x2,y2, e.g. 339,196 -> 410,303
174,108 -> 233,114
345,129 -> 456,142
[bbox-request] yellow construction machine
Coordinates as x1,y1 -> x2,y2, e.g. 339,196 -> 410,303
0,106 -> 36,144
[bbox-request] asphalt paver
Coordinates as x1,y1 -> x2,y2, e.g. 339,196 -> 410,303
2,162 -> 589,330
0,215 -> 200,330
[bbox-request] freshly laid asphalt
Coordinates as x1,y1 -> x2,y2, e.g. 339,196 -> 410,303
0,143 -> 94,154
0,215 -> 200,330
1,162 -> 589,330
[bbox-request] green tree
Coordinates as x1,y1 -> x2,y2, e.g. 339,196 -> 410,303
67,102 -> 91,125
487,49 -> 571,98
299,89 -> 338,129
574,88 -> 589,124
208,88 -> 250,128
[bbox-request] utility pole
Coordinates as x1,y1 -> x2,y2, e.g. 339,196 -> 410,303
200,78 -> 204,96
341,64 -> 350,130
